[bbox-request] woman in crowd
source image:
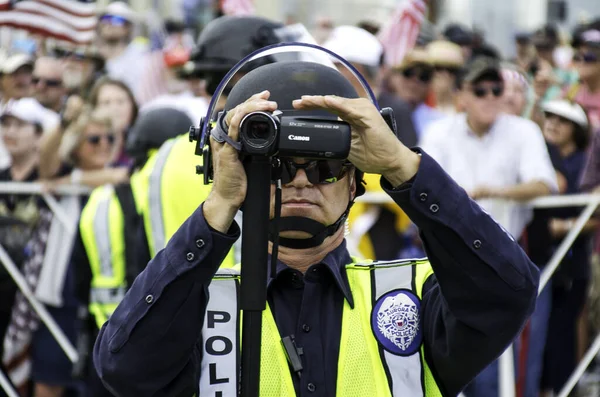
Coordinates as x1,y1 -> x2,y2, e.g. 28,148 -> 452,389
538,100 -> 593,396
88,77 -> 138,167
4,107 -> 126,397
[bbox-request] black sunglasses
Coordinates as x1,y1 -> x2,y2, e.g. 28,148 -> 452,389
86,134 -> 115,146
472,83 -> 503,98
277,159 -> 353,185
402,67 -> 433,83
32,77 -> 62,87
573,52 -> 599,63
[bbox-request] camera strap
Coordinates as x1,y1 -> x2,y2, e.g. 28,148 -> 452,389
210,111 -> 243,151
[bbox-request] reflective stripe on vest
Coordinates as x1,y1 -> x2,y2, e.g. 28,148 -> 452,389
199,259 -> 442,396
147,139 -> 176,256
143,134 -> 236,267
80,185 -> 127,329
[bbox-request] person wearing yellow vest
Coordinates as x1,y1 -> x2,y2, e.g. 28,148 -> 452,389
75,106 -> 193,396
133,15 -> 286,268
94,56 -> 540,396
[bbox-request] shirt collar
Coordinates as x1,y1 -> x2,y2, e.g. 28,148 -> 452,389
266,239 -> 355,308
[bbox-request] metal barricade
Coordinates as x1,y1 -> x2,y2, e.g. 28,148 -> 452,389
358,192 -> 600,397
0,184 -> 596,396
0,182 -> 90,396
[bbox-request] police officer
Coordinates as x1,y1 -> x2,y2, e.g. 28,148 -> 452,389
75,106 -> 192,395
135,15 -> 284,266
94,57 -> 540,396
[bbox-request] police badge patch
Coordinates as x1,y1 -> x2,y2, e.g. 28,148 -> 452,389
371,289 -> 422,356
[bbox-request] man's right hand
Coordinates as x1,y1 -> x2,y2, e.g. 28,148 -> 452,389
203,91 -> 278,233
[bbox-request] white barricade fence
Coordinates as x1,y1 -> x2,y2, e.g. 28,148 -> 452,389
359,192 -> 600,397
0,182 -> 90,396
0,184 -> 597,396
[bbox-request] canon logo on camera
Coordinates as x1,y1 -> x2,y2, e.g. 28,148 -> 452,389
288,135 -> 310,142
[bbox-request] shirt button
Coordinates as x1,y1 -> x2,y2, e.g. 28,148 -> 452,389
307,383 -> 316,392
145,294 -> 154,304
302,324 -> 311,333
186,252 -> 195,262
195,239 -> 205,248
429,204 -> 439,213
473,239 -> 482,249
419,192 -> 428,202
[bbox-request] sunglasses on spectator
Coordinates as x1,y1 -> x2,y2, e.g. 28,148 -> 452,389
32,77 -> 62,87
573,52 -> 599,63
472,83 -> 503,98
402,67 -> 433,83
54,49 -> 87,60
101,37 -> 129,47
277,159 -> 353,185
86,134 -> 115,146
434,66 -> 460,75
100,14 -> 130,27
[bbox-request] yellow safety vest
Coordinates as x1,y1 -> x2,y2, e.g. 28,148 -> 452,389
199,258 -> 443,396
80,185 -> 128,329
80,164 -> 149,329
142,133 -> 235,267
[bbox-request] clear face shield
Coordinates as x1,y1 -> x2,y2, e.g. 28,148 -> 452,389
193,42 -> 381,164
188,42 -> 397,250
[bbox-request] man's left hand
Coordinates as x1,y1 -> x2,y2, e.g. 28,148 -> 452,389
292,96 -> 420,186
469,186 -> 502,200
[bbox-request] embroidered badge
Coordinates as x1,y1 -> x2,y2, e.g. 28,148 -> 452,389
372,289 -> 422,356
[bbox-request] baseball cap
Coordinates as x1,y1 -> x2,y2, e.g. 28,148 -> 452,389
456,56 -> 502,87
542,100 -> 589,129
98,1 -> 136,24
394,48 -> 432,70
426,40 -> 464,67
0,98 -> 60,132
1,53 -> 33,75
322,25 -> 383,68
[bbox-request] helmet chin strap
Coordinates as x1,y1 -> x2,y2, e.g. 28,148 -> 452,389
268,206 -> 351,249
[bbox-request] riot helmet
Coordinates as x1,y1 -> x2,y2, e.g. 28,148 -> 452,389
192,43 -> 396,248
126,106 -> 193,167
182,16 -> 284,95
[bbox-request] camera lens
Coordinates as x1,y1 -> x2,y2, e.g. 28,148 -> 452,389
247,120 -> 271,140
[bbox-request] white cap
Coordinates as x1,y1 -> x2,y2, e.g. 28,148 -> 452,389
322,26 -> 383,68
99,1 -> 137,23
542,100 -> 589,129
0,98 -> 60,133
1,53 -> 33,74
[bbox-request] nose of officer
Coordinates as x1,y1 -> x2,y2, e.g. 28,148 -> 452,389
287,167 -> 313,189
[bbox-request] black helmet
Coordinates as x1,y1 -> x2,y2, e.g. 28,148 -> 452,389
224,61 -> 366,197
222,61 -> 369,249
126,106 -> 193,166
181,16 -> 284,94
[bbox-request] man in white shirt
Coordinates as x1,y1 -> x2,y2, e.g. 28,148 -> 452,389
420,56 -> 557,397
421,56 -> 557,239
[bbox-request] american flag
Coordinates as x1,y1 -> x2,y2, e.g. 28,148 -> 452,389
220,0 -> 254,16
0,0 -> 97,44
377,0 -> 429,67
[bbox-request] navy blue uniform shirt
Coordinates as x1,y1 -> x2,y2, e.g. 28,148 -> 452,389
93,151 -> 540,397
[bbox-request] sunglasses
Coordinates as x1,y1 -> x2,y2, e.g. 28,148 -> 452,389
100,14 -> 130,27
402,67 -> 433,83
573,52 -> 599,63
32,77 -> 62,87
276,159 -> 353,185
472,83 -> 503,98
86,134 -> 115,146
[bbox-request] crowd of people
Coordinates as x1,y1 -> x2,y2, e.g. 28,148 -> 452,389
0,0 -> 599,396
